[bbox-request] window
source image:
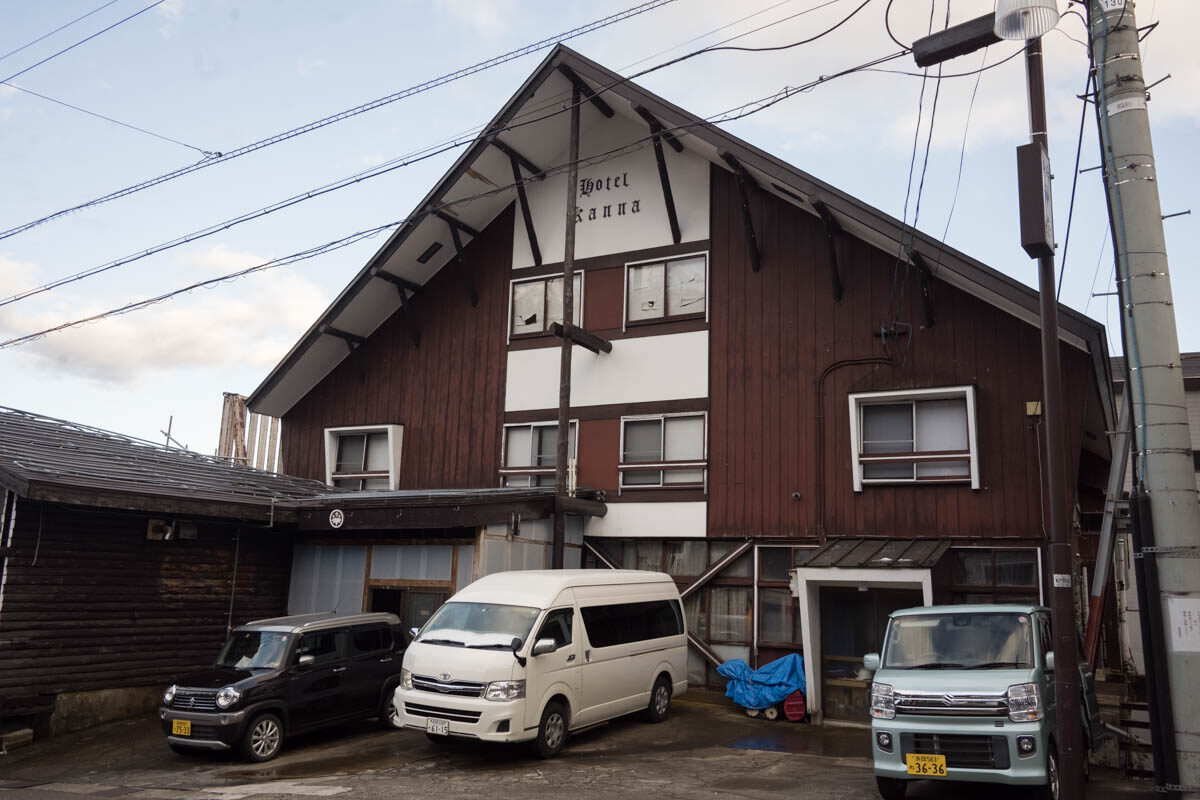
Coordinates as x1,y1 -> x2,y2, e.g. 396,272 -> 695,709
295,630 -> 344,666
848,386 -> 979,490
501,421 -> 577,486
579,600 -> 683,648
351,626 -> 392,655
625,254 -> 707,324
619,413 -> 706,488
949,548 -> 1040,604
510,273 -> 583,337
535,608 -> 574,648
324,424 -> 403,490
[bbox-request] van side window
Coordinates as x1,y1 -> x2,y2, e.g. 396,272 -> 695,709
536,609 -> 573,648
296,630 -> 344,665
351,626 -> 392,655
580,600 -> 683,648
1037,612 -> 1053,666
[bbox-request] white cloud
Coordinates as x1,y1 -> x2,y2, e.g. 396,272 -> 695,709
435,0 -> 514,33
296,56 -> 326,78
156,0 -> 184,39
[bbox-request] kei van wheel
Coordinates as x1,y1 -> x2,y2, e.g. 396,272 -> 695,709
533,701 -> 568,758
1038,746 -> 1060,800
240,712 -> 284,762
875,776 -> 908,800
646,677 -> 671,723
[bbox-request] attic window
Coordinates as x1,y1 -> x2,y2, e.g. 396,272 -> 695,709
324,425 -> 403,491
509,273 -> 582,337
625,254 -> 707,325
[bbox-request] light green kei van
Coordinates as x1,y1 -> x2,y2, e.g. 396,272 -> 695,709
864,604 -> 1101,800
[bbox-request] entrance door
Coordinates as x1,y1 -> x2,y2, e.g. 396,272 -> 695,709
368,587 -> 447,635
820,587 -> 921,721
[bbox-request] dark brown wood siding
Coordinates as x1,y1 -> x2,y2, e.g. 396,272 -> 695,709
0,500 -> 289,715
708,164 -> 1091,539
281,205 -> 515,488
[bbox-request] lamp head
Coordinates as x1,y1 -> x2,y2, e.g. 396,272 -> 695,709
994,0 -> 1060,40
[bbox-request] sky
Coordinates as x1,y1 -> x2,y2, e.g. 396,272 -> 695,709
1,0 -> 1196,456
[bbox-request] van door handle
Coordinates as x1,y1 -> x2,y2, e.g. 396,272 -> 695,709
566,654 -> 576,662
585,650 -> 591,662
379,657 -> 392,663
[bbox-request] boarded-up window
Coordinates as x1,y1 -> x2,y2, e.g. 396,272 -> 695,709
626,255 -> 707,323
510,274 -> 582,336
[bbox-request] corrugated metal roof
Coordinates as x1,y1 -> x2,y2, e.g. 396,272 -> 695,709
795,538 -> 951,569
0,406 -> 343,508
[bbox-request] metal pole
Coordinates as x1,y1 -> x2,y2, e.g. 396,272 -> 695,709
552,86 -> 582,570
1024,36 -> 1085,800
1083,393 -> 1129,665
1089,2 -> 1200,794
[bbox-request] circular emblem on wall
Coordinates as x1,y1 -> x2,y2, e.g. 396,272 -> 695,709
329,509 -> 344,529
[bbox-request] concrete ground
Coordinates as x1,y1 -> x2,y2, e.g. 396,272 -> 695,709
0,697 -> 1155,800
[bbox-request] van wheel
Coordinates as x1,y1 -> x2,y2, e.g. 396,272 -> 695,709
646,677 -> 671,723
240,712 -> 284,762
533,702 -> 568,758
875,776 -> 907,800
380,687 -> 402,730
1037,746 -> 1060,800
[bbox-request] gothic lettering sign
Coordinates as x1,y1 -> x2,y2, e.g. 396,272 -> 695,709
575,170 -> 642,224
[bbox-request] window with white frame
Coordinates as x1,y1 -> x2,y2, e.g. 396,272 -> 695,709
848,387 -> 978,491
625,254 -> 707,324
500,421 -> 577,486
619,413 -> 706,488
324,425 -> 403,490
510,274 -> 583,337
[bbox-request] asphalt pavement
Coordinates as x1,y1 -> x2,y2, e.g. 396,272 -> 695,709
0,698 -> 1156,799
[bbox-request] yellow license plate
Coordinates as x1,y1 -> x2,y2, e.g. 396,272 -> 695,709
905,753 -> 947,776
172,719 -> 191,736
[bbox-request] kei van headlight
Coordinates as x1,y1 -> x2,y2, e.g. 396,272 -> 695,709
400,668 -> 413,690
215,686 -> 242,710
1006,682 -> 1042,722
485,680 -> 526,702
163,684 -> 176,705
870,683 -> 895,720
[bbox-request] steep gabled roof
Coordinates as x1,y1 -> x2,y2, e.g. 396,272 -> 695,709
247,44 -> 1114,432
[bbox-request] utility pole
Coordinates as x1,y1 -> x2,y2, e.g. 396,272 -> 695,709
552,85 -> 582,570
1089,2 -> 1200,795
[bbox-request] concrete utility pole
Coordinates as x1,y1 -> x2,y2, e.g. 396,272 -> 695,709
1089,1 -> 1200,795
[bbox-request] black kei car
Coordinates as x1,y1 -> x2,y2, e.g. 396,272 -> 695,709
160,612 -> 407,761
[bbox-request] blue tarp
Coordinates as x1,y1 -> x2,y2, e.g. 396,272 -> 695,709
716,653 -> 806,710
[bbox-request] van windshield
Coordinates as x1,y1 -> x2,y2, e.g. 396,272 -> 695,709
216,631 -> 291,670
417,602 -> 541,649
882,612 -> 1034,670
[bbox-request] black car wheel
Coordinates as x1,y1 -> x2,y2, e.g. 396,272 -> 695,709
241,712 -> 284,762
645,677 -> 671,723
533,702 -> 568,759
875,776 -> 908,800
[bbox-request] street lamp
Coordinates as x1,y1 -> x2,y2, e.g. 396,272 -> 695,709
912,4 -> 1086,800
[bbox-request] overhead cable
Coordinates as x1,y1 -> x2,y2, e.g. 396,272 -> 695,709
0,48 -> 908,349
0,0 -> 124,64
0,0 -> 678,242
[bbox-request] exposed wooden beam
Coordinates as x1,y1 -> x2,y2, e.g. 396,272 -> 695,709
680,540 -> 753,600
446,221 -> 478,308
509,153 -> 542,266
634,105 -> 681,244
319,324 -> 366,353
489,137 -> 544,180
432,210 -> 480,239
632,104 -> 683,152
550,322 -> 613,355
556,64 -> 614,118
372,269 -> 421,294
910,249 -> 937,329
719,150 -> 761,272
555,495 -> 607,518
811,198 -> 845,303
396,285 -> 421,348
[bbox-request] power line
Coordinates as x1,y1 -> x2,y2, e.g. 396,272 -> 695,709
0,48 -> 909,349
0,0 -> 678,243
1055,69 -> 1095,299
932,46 -> 989,271
1,81 -> 213,156
0,0 -> 165,85
0,0 -> 124,63
2,4 -> 899,308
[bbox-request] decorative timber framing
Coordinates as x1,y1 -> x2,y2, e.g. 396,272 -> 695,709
318,324 -> 365,353
718,150 -> 761,273
491,137 -> 544,267
909,249 -> 937,329
550,321 -> 612,355
372,269 -> 421,348
810,198 -> 845,303
633,103 -> 682,245
443,218 -> 478,308
556,64 -> 614,118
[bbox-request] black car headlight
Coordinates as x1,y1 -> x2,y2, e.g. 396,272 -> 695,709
216,686 -> 242,709
163,684 -> 176,705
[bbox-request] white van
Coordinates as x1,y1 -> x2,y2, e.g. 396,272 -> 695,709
392,569 -> 688,757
